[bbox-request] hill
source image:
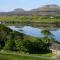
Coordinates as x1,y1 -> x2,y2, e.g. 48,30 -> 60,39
31,4 -> 60,15
0,4 -> 60,16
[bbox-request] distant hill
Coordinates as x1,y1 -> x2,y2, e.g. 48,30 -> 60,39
0,4 -> 60,16
31,4 -> 60,15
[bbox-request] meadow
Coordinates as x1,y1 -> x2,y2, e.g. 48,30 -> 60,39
0,15 -> 60,23
0,53 -> 52,60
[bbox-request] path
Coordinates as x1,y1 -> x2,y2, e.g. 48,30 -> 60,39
50,49 -> 60,60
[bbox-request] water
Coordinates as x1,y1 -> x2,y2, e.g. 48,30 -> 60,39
8,26 -> 60,41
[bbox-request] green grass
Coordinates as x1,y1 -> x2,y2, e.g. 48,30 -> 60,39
0,16 -> 60,23
31,53 -> 54,57
0,16 -> 60,28
0,53 -> 52,60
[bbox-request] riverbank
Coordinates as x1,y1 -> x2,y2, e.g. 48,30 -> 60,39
0,49 -> 60,60
0,50 -> 54,60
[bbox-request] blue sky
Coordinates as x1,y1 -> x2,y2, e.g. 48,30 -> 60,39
0,0 -> 60,11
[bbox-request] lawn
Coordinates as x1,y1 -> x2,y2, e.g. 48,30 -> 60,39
31,53 -> 54,57
0,53 -> 52,60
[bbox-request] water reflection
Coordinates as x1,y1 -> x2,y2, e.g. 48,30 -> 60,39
8,26 -> 60,41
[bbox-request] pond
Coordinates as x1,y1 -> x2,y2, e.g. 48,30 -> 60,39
8,26 -> 60,41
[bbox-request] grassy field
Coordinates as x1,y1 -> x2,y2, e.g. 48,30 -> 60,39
0,53 -> 52,60
0,16 -> 60,27
0,16 -> 60,23
0,50 -> 53,60
31,53 -> 53,57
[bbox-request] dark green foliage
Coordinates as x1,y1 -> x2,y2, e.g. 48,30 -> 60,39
0,24 -> 55,54
0,24 -> 12,49
4,40 -> 16,51
41,30 -> 53,38
23,40 -> 51,54
41,30 -> 54,43
0,24 -> 24,51
15,40 -> 27,52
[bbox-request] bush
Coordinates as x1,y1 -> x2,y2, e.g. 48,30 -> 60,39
15,40 -> 27,52
23,40 -> 50,54
4,40 -> 16,51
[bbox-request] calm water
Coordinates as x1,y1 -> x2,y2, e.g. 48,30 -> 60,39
8,26 -> 60,41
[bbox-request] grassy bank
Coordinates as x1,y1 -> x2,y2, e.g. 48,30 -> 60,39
0,53 -> 52,60
0,50 -> 53,60
31,53 -> 53,57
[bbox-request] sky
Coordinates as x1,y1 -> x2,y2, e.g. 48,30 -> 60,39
0,0 -> 60,12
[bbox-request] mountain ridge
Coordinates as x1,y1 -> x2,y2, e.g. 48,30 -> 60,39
0,4 -> 60,16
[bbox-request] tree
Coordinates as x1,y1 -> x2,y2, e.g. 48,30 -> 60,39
4,39 -> 16,51
4,31 -> 16,51
41,30 -> 54,52
15,39 -> 27,52
41,30 -> 53,43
